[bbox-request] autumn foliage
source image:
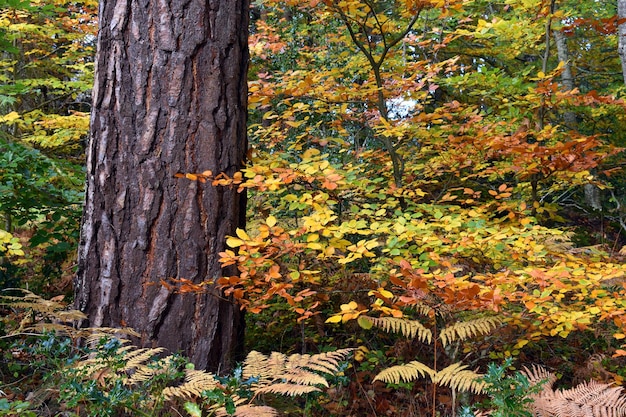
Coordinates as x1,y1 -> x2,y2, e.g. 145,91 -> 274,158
4,0 -> 626,415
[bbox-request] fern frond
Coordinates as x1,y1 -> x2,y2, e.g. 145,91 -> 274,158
373,361 -> 435,384
439,317 -> 501,347
522,364 -> 557,390
433,362 -> 485,394
282,369 -> 329,387
410,301 -> 434,318
82,327 -> 140,344
242,348 -> 351,401
254,382 -> 322,396
127,356 -> 178,385
243,351 -> 284,385
369,317 -> 432,343
162,369 -> 218,400
123,347 -> 165,370
285,349 -> 353,375
523,365 -> 626,417
302,348 -> 353,374
26,322 -> 78,334
243,349 -> 352,384
1,289 -> 87,323
215,405 -> 278,417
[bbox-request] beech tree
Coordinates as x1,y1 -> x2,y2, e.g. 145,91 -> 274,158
617,0 -> 626,83
74,0 -> 249,370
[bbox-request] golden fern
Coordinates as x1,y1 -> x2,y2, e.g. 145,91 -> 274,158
522,365 -> 626,417
215,404 -> 278,417
374,361 -> 484,393
127,355 -> 179,385
439,317 -> 501,347
162,368 -> 219,400
242,349 -> 353,396
122,346 -> 166,370
1,289 -> 138,341
72,344 -> 166,388
373,360 -> 435,384
159,348 -> 353,415
284,349 -> 355,375
1,289 -> 87,334
368,317 -> 433,343
255,382 -> 323,396
2,290 -> 351,415
432,363 -> 485,394
0,289 -> 76,317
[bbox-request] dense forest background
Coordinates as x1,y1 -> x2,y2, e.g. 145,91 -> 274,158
3,0 -> 626,415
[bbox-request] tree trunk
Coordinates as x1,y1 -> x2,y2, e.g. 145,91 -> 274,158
553,30 -> 576,128
75,0 -> 248,371
619,0 -> 626,85
554,29 -> 601,211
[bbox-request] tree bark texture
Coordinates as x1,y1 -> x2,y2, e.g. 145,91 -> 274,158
619,0 -> 626,85
553,30 -> 576,129
75,0 -> 248,371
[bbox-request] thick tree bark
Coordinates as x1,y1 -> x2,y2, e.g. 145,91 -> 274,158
75,0 -> 248,371
619,0 -> 626,85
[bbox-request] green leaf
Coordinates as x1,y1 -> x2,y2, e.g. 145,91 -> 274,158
358,315 -> 373,330
184,402 -> 202,417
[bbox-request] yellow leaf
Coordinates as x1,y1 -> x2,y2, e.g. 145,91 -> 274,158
520,218 -> 532,226
226,237 -> 245,248
285,120 -> 304,128
235,228 -> 250,240
0,111 -> 20,123
325,315 -> 342,324
515,339 -> 529,349
307,242 -> 323,250
378,289 -> 393,298
341,301 -> 358,311
588,307 -> 601,315
266,215 -> 277,227
614,333 -> 626,340
307,234 -> 319,242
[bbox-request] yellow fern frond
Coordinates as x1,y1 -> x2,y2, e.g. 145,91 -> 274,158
285,349 -> 353,375
1,289 -> 87,327
439,317 -> 501,347
282,369 -> 329,387
26,322 -> 78,334
243,349 -> 352,384
369,317 -> 432,343
242,348 -> 352,401
255,382 -> 322,396
162,369 -> 219,400
243,351 -> 285,385
127,356 -> 178,385
1,289 -> 68,315
410,302 -> 434,318
81,327 -> 141,343
373,361 -> 435,384
433,363 -> 485,394
123,347 -> 165,370
215,404 -> 278,417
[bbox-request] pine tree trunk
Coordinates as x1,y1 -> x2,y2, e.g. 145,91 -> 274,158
75,0 -> 248,371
